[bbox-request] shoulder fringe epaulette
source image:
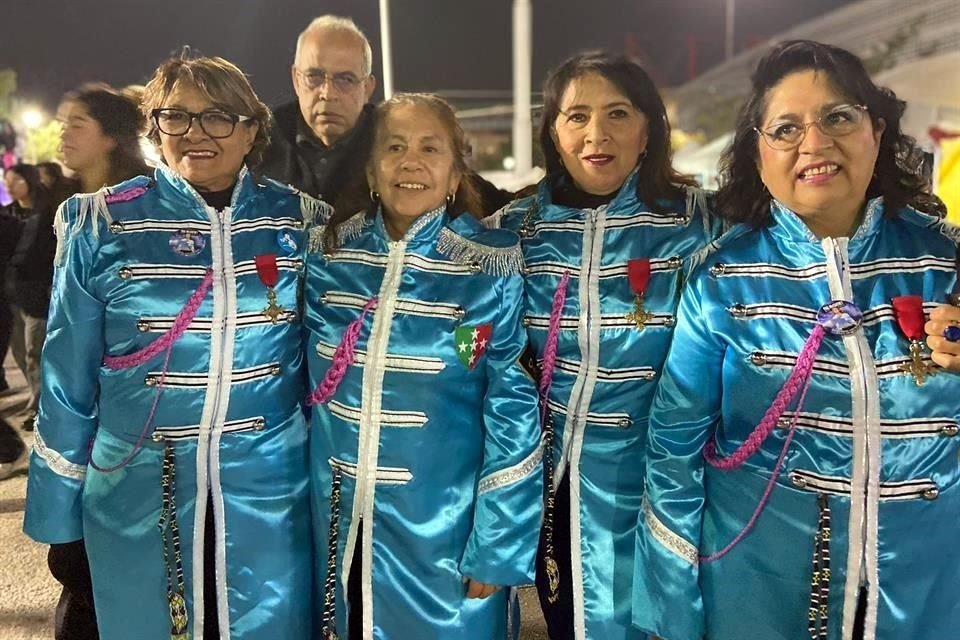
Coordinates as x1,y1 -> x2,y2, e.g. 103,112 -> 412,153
300,191 -> 334,227
54,189 -> 113,266
308,210 -> 368,253
436,227 -> 523,276
683,185 -> 716,274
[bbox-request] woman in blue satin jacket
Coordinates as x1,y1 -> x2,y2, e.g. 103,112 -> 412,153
24,56 -> 323,640
633,41 -> 959,640
489,52 -> 721,640
303,93 -> 542,640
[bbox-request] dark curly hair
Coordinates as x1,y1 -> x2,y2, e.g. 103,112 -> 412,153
715,40 -> 944,226
539,50 -> 696,206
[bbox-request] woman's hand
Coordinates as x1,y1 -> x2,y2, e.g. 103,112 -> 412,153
925,304 -> 960,371
464,578 -> 502,599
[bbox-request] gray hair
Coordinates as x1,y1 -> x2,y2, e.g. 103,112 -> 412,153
295,15 -> 373,76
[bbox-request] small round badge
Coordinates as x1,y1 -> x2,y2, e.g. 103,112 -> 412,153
816,300 -> 863,336
169,230 -> 205,257
277,230 -> 298,254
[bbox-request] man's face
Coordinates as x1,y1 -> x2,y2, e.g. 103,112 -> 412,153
292,29 -> 376,147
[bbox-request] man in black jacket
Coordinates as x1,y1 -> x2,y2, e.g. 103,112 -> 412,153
259,15 -> 514,215
259,15 -> 376,205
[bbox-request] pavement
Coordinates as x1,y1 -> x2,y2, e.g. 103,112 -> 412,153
0,355 -> 550,639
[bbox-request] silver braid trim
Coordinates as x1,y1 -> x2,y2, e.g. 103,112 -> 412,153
436,228 -> 524,276
308,210 -> 368,253
476,441 -> 544,496
33,431 -> 87,481
643,494 -> 698,566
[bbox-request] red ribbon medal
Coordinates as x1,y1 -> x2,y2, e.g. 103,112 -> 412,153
891,295 -> 935,385
255,254 -> 286,323
626,258 -> 653,328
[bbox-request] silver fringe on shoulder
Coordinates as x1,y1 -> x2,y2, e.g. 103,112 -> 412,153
307,210 -> 368,254
300,192 -> 334,228
436,227 -> 524,277
54,190 -> 113,266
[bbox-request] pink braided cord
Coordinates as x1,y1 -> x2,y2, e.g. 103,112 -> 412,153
698,324 -> 826,563
103,269 -> 214,370
704,324 -> 825,470
104,186 -> 148,204
306,297 -> 379,406
538,272 -> 570,423
91,269 -> 213,473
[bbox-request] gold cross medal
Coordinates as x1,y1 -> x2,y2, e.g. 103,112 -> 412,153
625,258 -> 653,329
255,254 -> 287,323
891,295 -> 935,385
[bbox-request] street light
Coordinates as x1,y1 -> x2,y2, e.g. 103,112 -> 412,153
20,107 -> 46,130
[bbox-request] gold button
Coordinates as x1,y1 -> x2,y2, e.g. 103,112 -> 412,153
270,365 -> 281,376
522,317 -> 531,327
470,262 -> 482,274
730,303 -> 747,318
293,220 -> 304,229
454,307 -> 466,320
109,221 -> 124,233
665,316 -> 676,327
145,375 -> 157,387
642,371 -> 657,381
750,352 -> 767,366
136,320 -> 151,332
617,418 -> 631,428
790,474 -> 807,488
667,256 -> 682,269
674,215 -> 690,226
777,417 -> 790,429
923,487 -> 940,501
709,263 -> 726,276
941,424 -> 959,437
119,267 -> 133,280
253,418 -> 266,431
151,432 -> 164,442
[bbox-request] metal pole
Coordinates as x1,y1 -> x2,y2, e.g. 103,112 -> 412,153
512,0 -> 533,175
379,0 -> 394,99
725,0 -> 735,61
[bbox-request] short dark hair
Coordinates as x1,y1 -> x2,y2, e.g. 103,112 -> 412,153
715,40 -> 944,226
538,50 -> 695,205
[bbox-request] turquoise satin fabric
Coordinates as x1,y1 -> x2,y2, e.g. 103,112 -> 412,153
495,172 -> 722,640
304,207 -> 542,640
24,166 -> 314,640
634,199 -> 960,640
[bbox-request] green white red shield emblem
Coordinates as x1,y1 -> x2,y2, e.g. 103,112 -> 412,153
455,324 -> 492,370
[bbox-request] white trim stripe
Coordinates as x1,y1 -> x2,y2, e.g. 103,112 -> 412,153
324,291 -> 461,320
328,457 -> 413,485
790,469 -> 938,501
553,358 -> 657,382
712,256 -> 953,281
147,362 -> 279,388
546,399 -> 632,428
32,431 -> 86,481
314,341 -> 445,374
780,411 -> 957,438
526,313 -> 675,331
327,400 -> 428,428
140,310 -> 296,332
154,416 -> 266,440
121,257 -> 301,280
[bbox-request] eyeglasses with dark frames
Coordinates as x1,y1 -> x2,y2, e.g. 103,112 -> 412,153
151,108 -> 254,139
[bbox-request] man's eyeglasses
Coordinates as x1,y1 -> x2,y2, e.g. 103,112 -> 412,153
756,104 -> 869,151
151,108 -> 254,139
295,68 -> 365,92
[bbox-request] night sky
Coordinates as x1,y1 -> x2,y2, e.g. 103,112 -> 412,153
3,0 -> 858,112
